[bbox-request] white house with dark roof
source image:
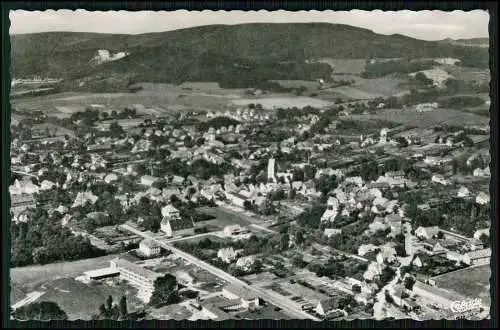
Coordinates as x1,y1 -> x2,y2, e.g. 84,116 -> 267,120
160,217 -> 195,238
161,204 -> 181,219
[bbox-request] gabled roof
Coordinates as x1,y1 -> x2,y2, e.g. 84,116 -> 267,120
140,238 -> 160,249
162,217 -> 195,231
318,298 -> 341,312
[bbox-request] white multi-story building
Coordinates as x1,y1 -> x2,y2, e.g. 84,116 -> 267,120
139,239 -> 161,257
109,258 -> 161,298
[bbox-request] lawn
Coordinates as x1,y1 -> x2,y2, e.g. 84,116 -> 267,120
32,277 -> 145,320
432,264 -> 491,306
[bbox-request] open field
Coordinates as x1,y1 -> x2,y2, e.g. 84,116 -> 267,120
316,58 -> 367,75
438,65 -> 491,83
348,108 -> 488,128
231,96 -> 333,109
326,85 -> 383,99
432,264 -> 491,307
11,253 -> 121,288
319,74 -> 410,99
28,277 -> 144,320
11,82 -> 249,116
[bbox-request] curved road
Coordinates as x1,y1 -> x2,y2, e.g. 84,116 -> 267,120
120,224 -> 319,320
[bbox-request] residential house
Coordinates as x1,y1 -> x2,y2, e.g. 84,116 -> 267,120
468,238 -> 484,251
160,217 -> 195,238
315,298 -> 345,317
324,228 -> 342,238
367,217 -> 389,233
223,225 -> 249,237
445,250 -> 464,263
161,204 -> 181,219
475,192 -> 490,205
72,191 -> 99,208
321,197 -> 339,223
473,167 -> 490,177
10,194 -> 36,219
473,228 -> 490,240
104,173 -> 118,184
139,239 -> 161,257
457,186 -> 470,198
141,175 -> 160,187
217,247 -> 239,263
222,284 -> 260,308
358,244 -> 379,257
226,192 -> 248,208
415,226 -> 440,240
462,248 -> 491,266
9,179 -> 40,195
431,174 -> 450,186
235,255 -> 256,272
363,262 -> 382,281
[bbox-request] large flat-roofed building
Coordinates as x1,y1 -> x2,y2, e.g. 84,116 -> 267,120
83,268 -> 120,281
110,257 -> 161,294
222,284 -> 260,308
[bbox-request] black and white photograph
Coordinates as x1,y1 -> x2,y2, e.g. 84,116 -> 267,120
7,9 -> 492,322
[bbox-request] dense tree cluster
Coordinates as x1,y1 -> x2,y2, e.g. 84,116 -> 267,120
10,208 -> 104,267
361,59 -> 437,78
307,256 -> 368,280
12,301 -> 67,321
150,274 -> 180,308
93,295 -> 130,320
438,96 -> 485,109
296,201 -> 327,229
276,106 -> 321,120
406,197 -> 490,237
196,116 -> 240,132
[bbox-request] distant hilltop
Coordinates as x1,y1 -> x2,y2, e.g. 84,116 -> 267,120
10,23 -> 489,90
438,37 -> 489,48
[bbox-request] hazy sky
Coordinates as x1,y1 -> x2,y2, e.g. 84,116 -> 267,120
9,9 -> 489,41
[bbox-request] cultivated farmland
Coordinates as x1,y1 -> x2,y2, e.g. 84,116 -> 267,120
349,108 -> 488,128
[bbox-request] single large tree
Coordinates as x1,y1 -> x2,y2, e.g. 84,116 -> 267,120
149,274 -> 179,308
119,295 -> 128,320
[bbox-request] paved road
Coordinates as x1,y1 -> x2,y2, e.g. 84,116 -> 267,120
11,291 -> 45,310
120,224 -> 319,320
312,243 -> 369,263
